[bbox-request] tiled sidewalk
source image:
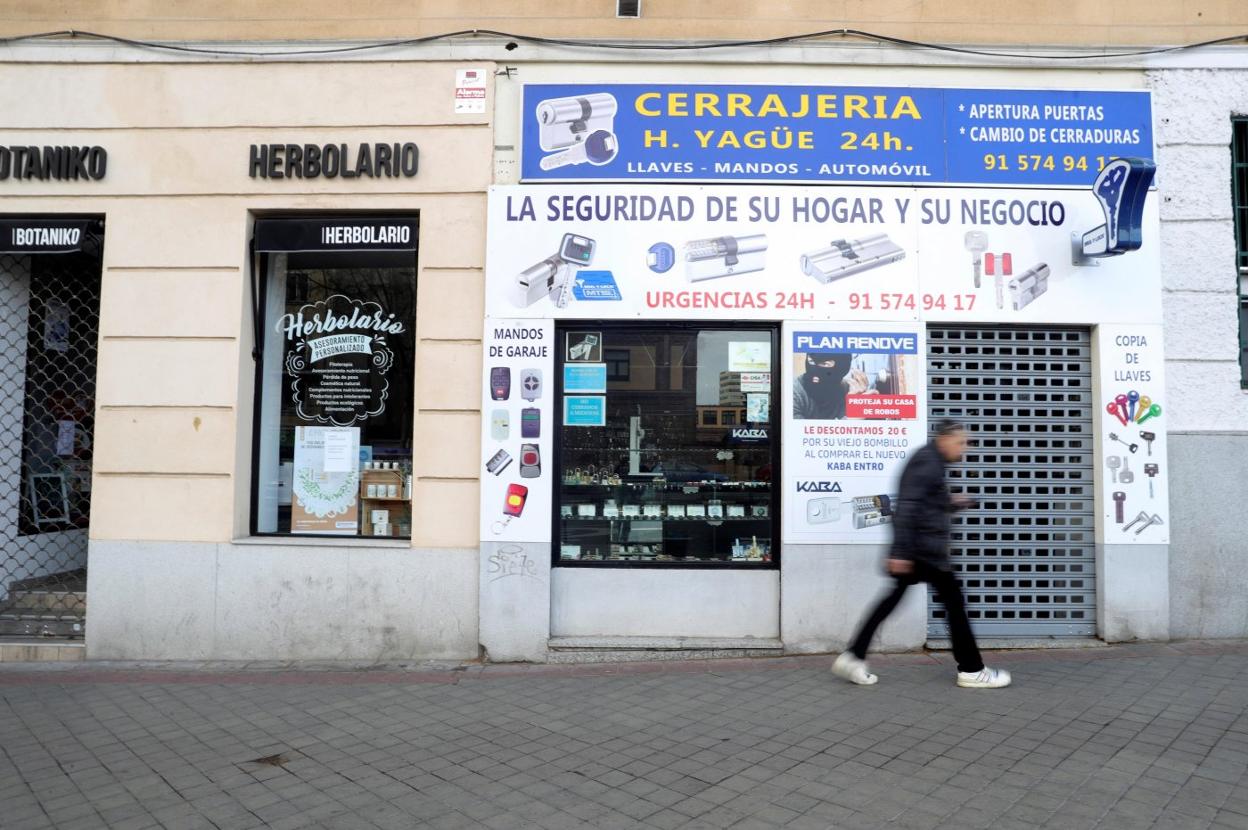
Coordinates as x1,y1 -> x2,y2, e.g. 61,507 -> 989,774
1,641 -> 1246,829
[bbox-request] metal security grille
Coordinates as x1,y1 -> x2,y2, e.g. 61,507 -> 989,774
926,326 -> 1096,638
0,242 -> 102,637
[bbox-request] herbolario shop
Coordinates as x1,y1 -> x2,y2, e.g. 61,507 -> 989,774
250,216 -> 419,539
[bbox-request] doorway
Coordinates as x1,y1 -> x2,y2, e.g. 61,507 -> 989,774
926,325 -> 1096,639
0,219 -> 103,638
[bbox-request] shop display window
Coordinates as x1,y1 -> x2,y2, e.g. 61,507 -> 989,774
250,218 -> 417,538
555,324 -> 778,566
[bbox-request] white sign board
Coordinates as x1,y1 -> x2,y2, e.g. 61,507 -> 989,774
479,320 -> 556,542
486,184 -> 1161,325
1096,324 -> 1169,544
783,322 -> 928,543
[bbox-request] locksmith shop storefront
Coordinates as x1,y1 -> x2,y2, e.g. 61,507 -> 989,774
2,60 -> 494,660
479,77 -> 1169,662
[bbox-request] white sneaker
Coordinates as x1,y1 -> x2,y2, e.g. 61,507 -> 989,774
832,652 -> 878,685
956,667 -> 1012,688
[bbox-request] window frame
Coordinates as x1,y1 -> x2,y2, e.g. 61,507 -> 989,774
604,347 -> 631,381
246,215 -> 419,539
1233,117 -> 1248,388
551,320 -> 782,570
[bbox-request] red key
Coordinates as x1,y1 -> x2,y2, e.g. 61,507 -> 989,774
1106,401 -> 1128,426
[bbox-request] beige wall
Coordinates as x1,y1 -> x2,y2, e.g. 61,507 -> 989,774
1,0 -> 1246,46
0,61 -> 492,548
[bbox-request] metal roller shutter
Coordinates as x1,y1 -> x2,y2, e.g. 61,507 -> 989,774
0,239 -> 102,638
926,326 -> 1096,638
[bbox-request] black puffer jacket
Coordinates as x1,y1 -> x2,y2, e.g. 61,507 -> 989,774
889,440 -> 958,569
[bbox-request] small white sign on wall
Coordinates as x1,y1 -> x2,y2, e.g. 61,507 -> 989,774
455,69 -> 488,114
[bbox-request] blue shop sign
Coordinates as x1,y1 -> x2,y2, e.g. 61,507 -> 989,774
564,395 -> 607,427
564,363 -> 608,394
520,84 -> 1153,188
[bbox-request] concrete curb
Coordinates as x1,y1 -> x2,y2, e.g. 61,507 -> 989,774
0,638 -> 1245,686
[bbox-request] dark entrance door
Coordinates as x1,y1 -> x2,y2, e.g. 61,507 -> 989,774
0,219 -> 103,637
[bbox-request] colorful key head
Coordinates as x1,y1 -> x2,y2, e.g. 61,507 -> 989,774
1136,395 -> 1152,413
1105,402 -> 1127,425
1137,403 -> 1162,424
1114,393 -> 1128,408
1126,389 -> 1140,420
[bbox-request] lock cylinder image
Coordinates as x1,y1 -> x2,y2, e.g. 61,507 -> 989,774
801,233 -> 906,284
852,495 -> 894,529
515,233 -> 597,308
535,93 -> 620,170
1009,263 -> 1050,310
536,93 -> 619,144
683,234 -> 768,282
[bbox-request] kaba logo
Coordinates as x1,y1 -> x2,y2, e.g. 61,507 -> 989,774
796,481 -> 843,493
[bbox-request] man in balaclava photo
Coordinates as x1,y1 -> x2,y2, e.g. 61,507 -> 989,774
794,352 -> 861,420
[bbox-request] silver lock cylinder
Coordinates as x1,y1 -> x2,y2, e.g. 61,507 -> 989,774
1008,263 -> 1051,310
684,234 -> 769,282
801,234 -> 906,284
536,93 -> 619,151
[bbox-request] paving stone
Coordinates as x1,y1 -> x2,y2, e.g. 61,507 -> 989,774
1,643 -> 1247,830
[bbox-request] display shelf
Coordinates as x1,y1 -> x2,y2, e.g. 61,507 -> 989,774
559,515 -> 767,522
560,481 -> 771,489
561,554 -> 773,564
562,447 -> 771,454
359,467 -> 411,538
360,501 -> 411,537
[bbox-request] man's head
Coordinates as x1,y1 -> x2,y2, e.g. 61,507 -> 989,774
934,419 -> 968,462
802,353 -> 852,399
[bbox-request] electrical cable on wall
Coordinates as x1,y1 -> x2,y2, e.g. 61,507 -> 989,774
0,27 -> 1246,60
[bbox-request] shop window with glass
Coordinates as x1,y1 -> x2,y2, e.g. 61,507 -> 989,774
605,348 -> 630,381
1234,117 -> 1248,387
250,217 -> 417,538
555,324 -> 778,566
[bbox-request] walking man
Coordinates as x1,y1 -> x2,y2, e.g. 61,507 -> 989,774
833,419 -> 1012,689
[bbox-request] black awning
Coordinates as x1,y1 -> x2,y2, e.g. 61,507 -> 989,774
254,217 -> 419,253
0,218 -> 95,254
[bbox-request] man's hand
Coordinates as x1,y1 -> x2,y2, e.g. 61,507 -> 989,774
951,493 -> 977,510
886,558 -> 913,575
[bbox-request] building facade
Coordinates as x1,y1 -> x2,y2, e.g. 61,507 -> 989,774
0,3 -> 1246,661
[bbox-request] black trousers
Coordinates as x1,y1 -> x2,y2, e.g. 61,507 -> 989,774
848,558 -> 985,674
